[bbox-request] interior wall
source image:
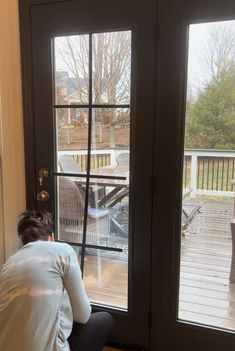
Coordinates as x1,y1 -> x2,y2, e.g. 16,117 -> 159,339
0,0 -> 26,267
0,95 -> 4,267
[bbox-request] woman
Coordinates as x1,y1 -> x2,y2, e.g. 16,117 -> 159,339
0,210 -> 114,351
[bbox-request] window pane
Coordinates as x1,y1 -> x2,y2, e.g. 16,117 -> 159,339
57,176 -> 85,244
89,107 -> 130,249
83,248 -> 128,309
71,245 -> 82,266
91,108 -> 130,154
54,35 -> 89,104
55,108 -> 89,173
179,20 -> 235,331
57,175 -> 111,247
92,31 -> 131,105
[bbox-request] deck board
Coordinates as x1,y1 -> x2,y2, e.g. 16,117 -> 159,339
179,198 -> 235,329
84,198 -> 235,330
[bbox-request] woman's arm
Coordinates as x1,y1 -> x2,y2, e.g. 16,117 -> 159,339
63,251 -> 91,324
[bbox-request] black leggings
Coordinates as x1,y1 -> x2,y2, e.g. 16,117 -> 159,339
68,312 -> 115,351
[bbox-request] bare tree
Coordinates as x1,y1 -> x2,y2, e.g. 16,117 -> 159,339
55,32 -> 131,103
202,23 -> 235,80
55,31 -> 131,146
55,35 -> 89,104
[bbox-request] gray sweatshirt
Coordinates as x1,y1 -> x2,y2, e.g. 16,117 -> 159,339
0,241 -> 91,351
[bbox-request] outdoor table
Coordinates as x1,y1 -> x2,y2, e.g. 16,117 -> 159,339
92,165 -> 129,207
71,165 -> 129,208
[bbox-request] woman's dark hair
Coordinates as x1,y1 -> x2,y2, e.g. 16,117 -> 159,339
17,210 -> 54,245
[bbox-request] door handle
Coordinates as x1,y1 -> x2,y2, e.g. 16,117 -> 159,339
36,190 -> 50,202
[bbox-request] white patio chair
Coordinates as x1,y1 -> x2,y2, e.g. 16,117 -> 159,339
58,176 -> 110,246
116,152 -> 129,166
59,155 -> 82,174
59,155 -> 105,207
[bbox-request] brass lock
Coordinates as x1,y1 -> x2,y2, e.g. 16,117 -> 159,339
36,190 -> 50,202
39,168 -> 49,186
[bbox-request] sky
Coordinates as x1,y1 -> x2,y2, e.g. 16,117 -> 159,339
187,20 -> 235,98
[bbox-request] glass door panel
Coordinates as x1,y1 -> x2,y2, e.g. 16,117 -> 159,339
54,30 -> 131,310
92,31 -> 131,105
179,20 -> 235,330
55,108 -> 89,173
84,248 -> 128,309
55,34 -> 89,105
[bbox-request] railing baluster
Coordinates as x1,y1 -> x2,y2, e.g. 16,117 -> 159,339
207,157 -> 210,190
197,157 -> 200,190
232,158 -> 235,191
226,158 -> 230,191
186,157 -> 189,189
202,157 -> 205,189
221,157 -> 225,191
212,158 -> 215,191
216,158 -> 220,191
184,156 -> 188,190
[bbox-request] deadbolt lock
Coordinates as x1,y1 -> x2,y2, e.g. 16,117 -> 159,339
38,168 -> 49,186
36,190 -> 50,202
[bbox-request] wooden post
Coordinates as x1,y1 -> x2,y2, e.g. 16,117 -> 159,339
190,152 -> 197,198
230,220 -> 235,283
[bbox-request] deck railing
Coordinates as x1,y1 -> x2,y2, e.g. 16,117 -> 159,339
57,149 -> 128,171
58,149 -> 235,197
184,149 -> 235,197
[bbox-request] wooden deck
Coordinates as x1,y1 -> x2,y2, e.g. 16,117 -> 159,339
84,198 -> 235,331
179,198 -> 235,330
84,254 -> 128,309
